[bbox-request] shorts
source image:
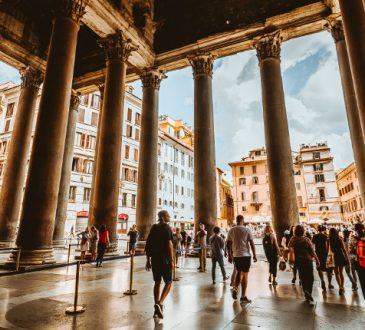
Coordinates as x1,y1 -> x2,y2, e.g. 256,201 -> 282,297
234,256 -> 251,272
129,241 -> 136,251
152,258 -> 172,284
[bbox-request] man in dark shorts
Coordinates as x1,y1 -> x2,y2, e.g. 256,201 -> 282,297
312,226 -> 334,291
227,215 -> 257,303
145,210 -> 174,319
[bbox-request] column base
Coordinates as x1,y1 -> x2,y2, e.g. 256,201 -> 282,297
0,240 -> 16,248
52,239 -> 65,248
106,242 -> 119,254
6,248 -> 56,267
135,241 -> 146,254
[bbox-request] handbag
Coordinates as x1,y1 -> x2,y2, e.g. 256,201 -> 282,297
326,248 -> 335,269
288,248 -> 295,265
279,257 -> 286,271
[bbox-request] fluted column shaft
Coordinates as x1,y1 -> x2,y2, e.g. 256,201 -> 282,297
15,0 -> 85,265
329,20 -> 365,210
52,92 -> 80,246
89,32 -> 137,250
0,67 -> 42,245
338,0 -> 365,138
255,34 -> 299,239
190,54 -> 218,235
136,70 -> 165,239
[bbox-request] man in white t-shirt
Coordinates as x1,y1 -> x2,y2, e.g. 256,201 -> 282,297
227,215 -> 257,303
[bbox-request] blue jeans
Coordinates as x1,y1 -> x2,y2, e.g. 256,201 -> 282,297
212,255 -> 227,281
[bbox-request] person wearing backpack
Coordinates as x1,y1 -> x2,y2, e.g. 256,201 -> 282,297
263,225 -> 282,285
349,223 -> 365,299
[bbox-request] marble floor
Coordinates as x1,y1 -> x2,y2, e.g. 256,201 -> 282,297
0,252 -> 364,330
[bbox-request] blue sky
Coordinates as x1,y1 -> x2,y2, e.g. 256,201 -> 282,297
0,31 -> 353,172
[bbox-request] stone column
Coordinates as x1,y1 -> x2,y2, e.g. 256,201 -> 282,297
0,67 -> 42,246
136,69 -> 165,240
329,20 -> 365,209
89,32 -> 137,251
13,0 -> 85,265
189,54 -> 218,234
255,33 -> 299,239
338,0 -> 365,137
52,92 -> 80,246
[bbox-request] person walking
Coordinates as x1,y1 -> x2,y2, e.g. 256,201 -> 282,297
328,228 -> 349,295
209,226 -> 229,284
289,225 -> 320,302
196,223 -> 207,272
312,226 -> 334,292
127,224 -> 139,255
145,210 -> 174,319
77,227 -> 90,264
90,226 -> 99,261
96,224 -> 109,267
343,229 -> 358,291
227,215 -> 257,303
172,227 -> 182,267
262,225 -> 281,286
180,226 -> 187,256
349,223 -> 365,299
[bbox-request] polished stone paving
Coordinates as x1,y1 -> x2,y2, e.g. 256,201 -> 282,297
0,251 -> 364,330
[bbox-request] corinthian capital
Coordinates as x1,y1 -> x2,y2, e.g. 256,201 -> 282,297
20,67 -> 43,89
140,69 -> 167,90
98,31 -> 139,62
255,33 -> 283,62
326,19 -> 345,43
70,91 -> 80,112
58,0 -> 87,22
188,53 -> 215,78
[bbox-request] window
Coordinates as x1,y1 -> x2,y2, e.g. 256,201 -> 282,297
181,187 -> 184,195
175,185 -> 179,195
125,145 -> 130,159
4,119 -> 11,132
122,193 -> 127,206
315,174 -> 325,183
158,143 -> 161,156
134,148 -> 139,162
241,192 -> 245,201
296,183 -> 301,190
320,206 -> 329,211
252,176 -> 259,184
239,178 -> 246,185
135,128 -> 140,141
126,125 -> 133,138
158,198 -> 162,206
80,133 -> 86,148
135,113 -> 141,126
242,206 -> 246,211
313,151 -> 321,160
83,188 -> 91,202
252,191 -> 259,202
164,200 -> 167,206
131,194 -> 136,207
78,107 -> 85,123
297,196 -> 303,208
255,205 -> 260,211
91,94 -> 100,109
69,186 -> 76,202
239,166 -> 244,175
181,203 -> 185,209
0,141 -> 7,154
91,112 -> 99,126
181,153 -> 185,166
0,162 -> 4,177
252,165 -> 257,174
72,157 -> 80,171
127,108 -> 133,122
133,170 -> 138,183
81,94 -> 89,106
318,188 -> 326,202
6,103 -> 14,117
313,163 -> 323,172
174,202 -> 178,208
255,150 -> 261,156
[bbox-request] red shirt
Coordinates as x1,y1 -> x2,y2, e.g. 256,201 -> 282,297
99,230 -> 109,243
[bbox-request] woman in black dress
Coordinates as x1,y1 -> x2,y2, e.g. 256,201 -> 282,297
328,228 -> 350,295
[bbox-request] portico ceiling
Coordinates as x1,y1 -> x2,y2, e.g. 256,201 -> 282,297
0,0 -> 339,91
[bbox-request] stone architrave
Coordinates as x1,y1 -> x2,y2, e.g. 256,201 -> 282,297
328,20 -> 365,212
13,0 -> 86,265
52,92 -> 80,246
136,69 -> 166,240
0,67 -> 43,246
189,53 -> 218,235
89,32 -> 137,252
255,33 -> 299,240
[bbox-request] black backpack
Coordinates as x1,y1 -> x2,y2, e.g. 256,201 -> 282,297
263,234 -> 275,259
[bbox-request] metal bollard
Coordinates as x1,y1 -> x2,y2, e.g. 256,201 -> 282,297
66,261 -> 85,314
173,249 -> 179,281
124,254 -> 137,295
67,244 -> 71,264
15,248 -> 21,272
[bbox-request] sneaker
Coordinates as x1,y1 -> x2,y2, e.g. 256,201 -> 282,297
292,277 -> 296,284
155,304 -> 164,319
153,304 -> 159,318
212,281 -> 216,285
272,281 -> 278,286
304,291 -> 314,302
223,276 -> 230,281
240,296 -> 252,303
197,267 -> 201,270
321,281 -> 326,292
339,288 -> 345,295
231,288 -> 238,300
328,284 -> 334,289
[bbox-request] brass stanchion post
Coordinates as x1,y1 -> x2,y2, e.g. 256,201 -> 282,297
173,249 -> 179,281
66,261 -> 85,314
15,248 -> 21,272
124,254 -> 138,295
67,244 -> 71,264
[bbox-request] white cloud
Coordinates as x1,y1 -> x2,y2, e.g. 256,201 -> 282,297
0,62 -> 20,84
